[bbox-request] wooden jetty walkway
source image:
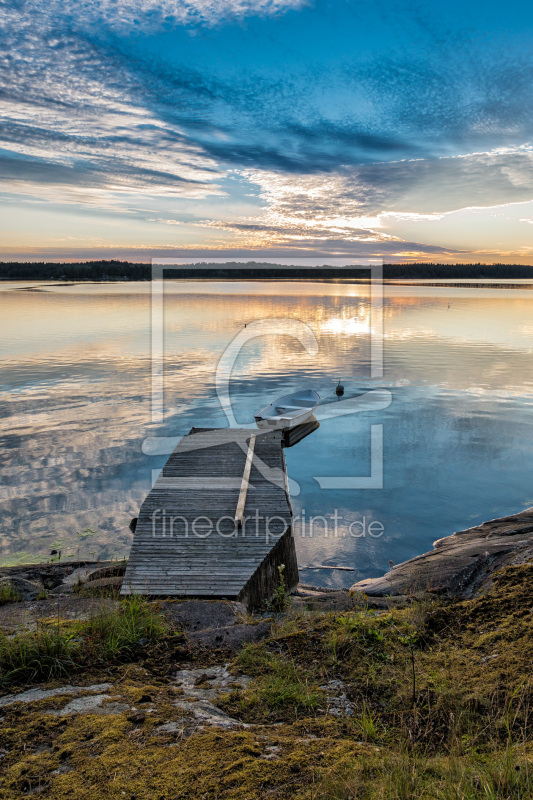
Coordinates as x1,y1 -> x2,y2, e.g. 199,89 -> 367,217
122,427 -> 298,608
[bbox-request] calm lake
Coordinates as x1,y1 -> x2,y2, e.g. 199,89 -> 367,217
2,279 -> 533,587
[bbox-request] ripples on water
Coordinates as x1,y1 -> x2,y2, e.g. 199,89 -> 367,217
2,280 -> 533,587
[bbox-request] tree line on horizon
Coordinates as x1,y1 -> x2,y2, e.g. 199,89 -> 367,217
1,260 -> 533,280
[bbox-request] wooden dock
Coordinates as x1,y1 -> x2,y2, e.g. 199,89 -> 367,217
122,427 -> 298,608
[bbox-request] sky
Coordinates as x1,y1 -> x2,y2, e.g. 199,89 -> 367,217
1,0 -> 533,263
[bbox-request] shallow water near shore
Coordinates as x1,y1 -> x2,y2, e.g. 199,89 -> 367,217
2,279 -> 533,588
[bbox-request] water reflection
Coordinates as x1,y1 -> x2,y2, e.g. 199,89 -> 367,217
2,281 -> 533,586
282,417 -> 320,448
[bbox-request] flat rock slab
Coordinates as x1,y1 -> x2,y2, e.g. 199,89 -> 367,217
0,561 -> 122,592
48,696 -> 130,717
0,683 -> 111,708
175,665 -> 251,701
320,679 -> 355,717
62,568 -> 98,587
0,596 -> 118,634
187,620 -> 272,650
83,563 -> 127,583
292,586 -> 407,611
0,576 -> 43,601
162,600 -> 247,632
175,699 -> 243,729
155,721 -> 187,735
351,508 -> 533,599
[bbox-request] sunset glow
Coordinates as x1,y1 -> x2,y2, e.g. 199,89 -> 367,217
1,1 -> 532,262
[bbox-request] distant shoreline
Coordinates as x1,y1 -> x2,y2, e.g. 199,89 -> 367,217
5,278 -> 533,291
2,260 -> 533,283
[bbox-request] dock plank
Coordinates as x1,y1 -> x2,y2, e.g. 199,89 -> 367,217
122,427 -> 298,606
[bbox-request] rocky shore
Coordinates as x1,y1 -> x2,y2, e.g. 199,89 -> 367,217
3,505 -> 533,613
350,506 -> 533,599
0,510 -> 532,798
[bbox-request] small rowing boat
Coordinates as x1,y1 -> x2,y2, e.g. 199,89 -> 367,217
255,389 -> 321,430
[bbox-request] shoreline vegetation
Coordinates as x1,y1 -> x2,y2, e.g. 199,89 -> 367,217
0,511 -> 532,797
0,570 -> 531,799
2,260 -> 533,282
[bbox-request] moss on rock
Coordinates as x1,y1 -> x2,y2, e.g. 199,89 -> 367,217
0,564 -> 532,798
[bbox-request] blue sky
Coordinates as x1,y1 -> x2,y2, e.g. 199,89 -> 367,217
1,0 -> 532,262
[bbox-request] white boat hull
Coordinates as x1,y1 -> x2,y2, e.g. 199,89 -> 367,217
255,407 -> 315,430
255,389 -> 321,431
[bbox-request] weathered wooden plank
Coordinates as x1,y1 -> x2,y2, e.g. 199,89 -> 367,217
123,427 -> 298,607
235,432 -> 255,528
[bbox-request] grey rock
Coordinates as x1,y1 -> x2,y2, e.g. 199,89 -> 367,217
0,560 -> 124,592
351,508 -> 533,599
292,585 -> 406,611
62,568 -> 95,587
52,694 -> 109,715
319,679 -> 355,717
0,683 -> 111,708
0,576 -> 43,601
62,563 -> 126,588
174,665 -> 250,729
48,695 -> 131,716
49,583 -> 74,596
85,563 -> 126,583
51,764 -> 74,775
175,665 -> 251,701
187,619 -> 271,650
175,698 -> 243,729
155,721 -> 186,734
163,600 -> 247,632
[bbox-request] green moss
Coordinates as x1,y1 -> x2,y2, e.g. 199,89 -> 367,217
0,563 -> 532,799
2,705 -> 529,800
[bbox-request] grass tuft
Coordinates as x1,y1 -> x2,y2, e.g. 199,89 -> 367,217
0,596 -> 166,688
234,643 -> 321,714
80,594 -> 167,662
0,583 -> 23,605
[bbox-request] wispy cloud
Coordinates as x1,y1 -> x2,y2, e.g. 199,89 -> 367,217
0,5 -> 230,204
3,0 -> 306,34
139,148 -> 533,255
1,0 -> 533,259
233,146 -> 533,227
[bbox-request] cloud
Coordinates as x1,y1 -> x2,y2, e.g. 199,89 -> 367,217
142,147 -> 531,253
344,41 -> 533,151
0,5 -> 230,204
362,147 -> 533,214
196,124 -> 421,174
3,0 -> 306,35
4,0 -> 532,202
97,0 -> 306,30
1,0 -> 533,263
236,146 -> 533,222
0,239 -> 456,261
